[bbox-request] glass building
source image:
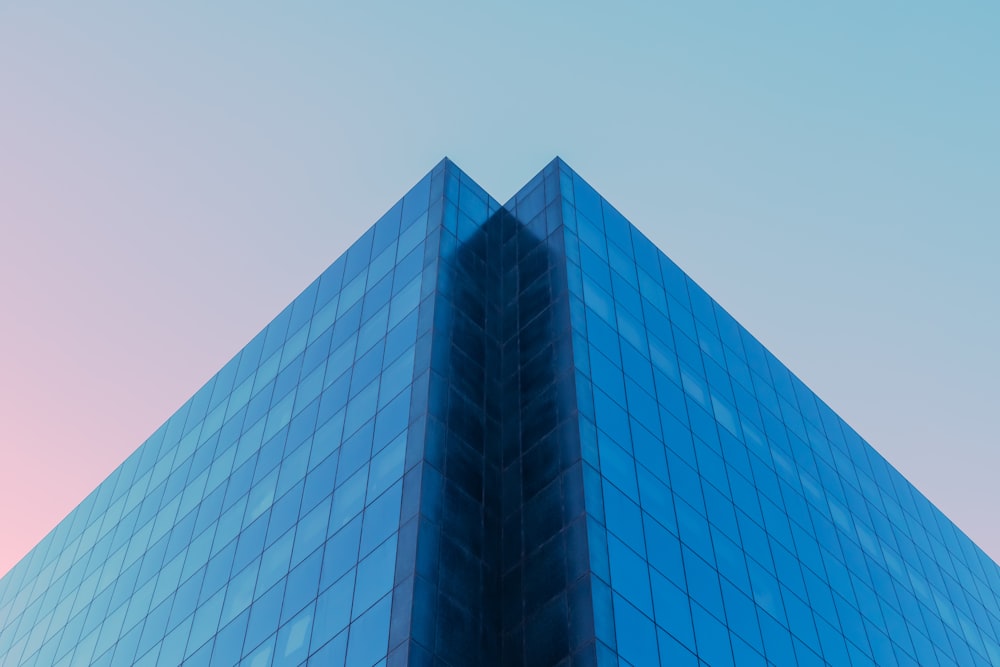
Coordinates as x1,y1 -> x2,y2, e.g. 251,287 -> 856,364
2,158 -> 999,667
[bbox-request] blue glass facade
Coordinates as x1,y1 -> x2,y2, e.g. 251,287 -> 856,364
553,164 -> 1000,667
2,158 -> 998,667
0,162 -> 446,667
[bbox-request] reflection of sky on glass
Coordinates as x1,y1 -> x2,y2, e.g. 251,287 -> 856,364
1,2 -> 997,577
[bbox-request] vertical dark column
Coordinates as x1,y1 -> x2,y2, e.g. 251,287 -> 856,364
500,163 -> 595,667
400,159 -> 596,667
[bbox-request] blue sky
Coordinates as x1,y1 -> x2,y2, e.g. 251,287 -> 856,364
0,1 -> 997,574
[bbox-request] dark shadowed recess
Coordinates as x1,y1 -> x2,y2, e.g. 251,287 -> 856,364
400,167 -> 596,667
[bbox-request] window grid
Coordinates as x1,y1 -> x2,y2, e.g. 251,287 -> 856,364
561,165 -> 1000,667
3,159 -> 998,667
0,165 -> 443,667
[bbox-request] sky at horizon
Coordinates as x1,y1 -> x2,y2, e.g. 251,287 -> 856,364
1,2 -> 998,579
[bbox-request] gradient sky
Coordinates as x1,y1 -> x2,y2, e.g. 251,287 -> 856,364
1,2 -> 997,578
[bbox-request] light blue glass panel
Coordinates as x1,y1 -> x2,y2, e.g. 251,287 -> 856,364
0,162 -> 448,667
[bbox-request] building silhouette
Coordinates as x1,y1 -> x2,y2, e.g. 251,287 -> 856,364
2,158 -> 998,666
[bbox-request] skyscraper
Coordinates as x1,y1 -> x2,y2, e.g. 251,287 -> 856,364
1,158 -> 998,667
